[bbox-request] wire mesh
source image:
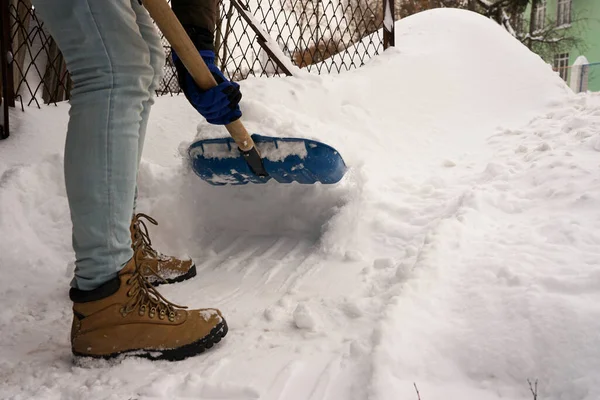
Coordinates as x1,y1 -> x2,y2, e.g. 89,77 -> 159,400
219,0 -> 384,78
6,0 -> 72,107
2,0 -> 386,107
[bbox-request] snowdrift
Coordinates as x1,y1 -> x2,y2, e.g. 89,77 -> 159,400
2,8 -> 599,400
190,9 -> 572,199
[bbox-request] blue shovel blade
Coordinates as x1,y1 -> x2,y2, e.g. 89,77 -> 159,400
188,134 -> 347,186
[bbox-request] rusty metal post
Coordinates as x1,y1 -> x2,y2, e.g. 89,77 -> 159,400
1,0 -> 14,139
383,0 -> 395,50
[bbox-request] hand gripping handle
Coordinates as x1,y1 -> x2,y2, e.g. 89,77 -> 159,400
143,0 -> 267,176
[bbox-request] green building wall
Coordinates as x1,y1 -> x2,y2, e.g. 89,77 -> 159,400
523,0 -> 600,91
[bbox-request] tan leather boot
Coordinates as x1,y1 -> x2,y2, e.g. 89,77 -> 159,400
130,213 -> 196,286
69,251 -> 227,361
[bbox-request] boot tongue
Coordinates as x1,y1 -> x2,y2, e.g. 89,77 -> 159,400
134,246 -> 160,273
119,257 -> 138,276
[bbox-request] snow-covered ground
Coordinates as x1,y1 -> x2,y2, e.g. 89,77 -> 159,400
2,8 -> 600,400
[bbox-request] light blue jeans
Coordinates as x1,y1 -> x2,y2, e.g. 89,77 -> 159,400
31,0 -> 165,290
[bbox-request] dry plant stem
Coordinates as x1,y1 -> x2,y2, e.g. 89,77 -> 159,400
414,382 -> 422,400
528,379 -> 538,400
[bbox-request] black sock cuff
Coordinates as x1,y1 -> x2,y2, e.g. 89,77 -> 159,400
69,277 -> 121,303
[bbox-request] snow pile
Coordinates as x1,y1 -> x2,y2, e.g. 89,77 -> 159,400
195,8 -> 570,180
1,8 -> 599,400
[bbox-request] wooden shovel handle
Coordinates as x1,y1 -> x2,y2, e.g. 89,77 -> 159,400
143,0 -> 255,152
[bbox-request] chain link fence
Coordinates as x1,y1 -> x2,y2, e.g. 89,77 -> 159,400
1,0 -> 389,110
2,0 -> 72,108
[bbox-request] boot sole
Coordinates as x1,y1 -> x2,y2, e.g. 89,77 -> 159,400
151,264 -> 197,287
72,318 -> 228,363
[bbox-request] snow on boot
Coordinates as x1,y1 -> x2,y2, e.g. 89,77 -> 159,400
69,251 -> 227,362
130,213 -> 196,285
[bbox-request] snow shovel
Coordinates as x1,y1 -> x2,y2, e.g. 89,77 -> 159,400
143,0 -> 347,185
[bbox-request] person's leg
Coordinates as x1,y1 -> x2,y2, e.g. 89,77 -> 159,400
132,0 -> 164,172
31,0 -> 228,362
131,0 -> 164,213
126,2 -> 197,286
32,0 -> 154,290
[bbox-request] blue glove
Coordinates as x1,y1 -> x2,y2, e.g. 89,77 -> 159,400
172,49 -> 242,125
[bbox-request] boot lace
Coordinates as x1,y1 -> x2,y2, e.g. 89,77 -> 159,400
132,213 -> 161,258
120,261 -> 187,322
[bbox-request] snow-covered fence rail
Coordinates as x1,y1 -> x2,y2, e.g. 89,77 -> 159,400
0,0 -> 390,113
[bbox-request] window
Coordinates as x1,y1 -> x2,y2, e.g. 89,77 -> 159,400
554,53 -> 570,81
557,0 -> 572,26
534,0 -> 546,31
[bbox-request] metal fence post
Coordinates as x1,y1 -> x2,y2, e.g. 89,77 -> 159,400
1,0 -> 14,139
383,0 -> 395,49
579,64 -> 588,93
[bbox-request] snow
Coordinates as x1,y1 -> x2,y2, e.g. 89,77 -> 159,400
256,140 -> 308,161
2,7 -> 600,400
478,0 -> 502,6
383,0 -> 394,32
190,138 -> 309,162
191,142 -> 240,159
501,8 -> 517,37
573,55 -> 589,67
